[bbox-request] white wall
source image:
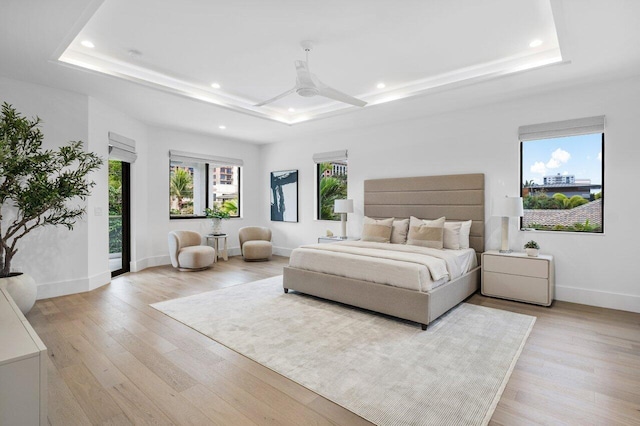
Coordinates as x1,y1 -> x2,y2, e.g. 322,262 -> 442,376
260,75 -> 640,313
142,127 -> 262,270
0,76 -> 91,297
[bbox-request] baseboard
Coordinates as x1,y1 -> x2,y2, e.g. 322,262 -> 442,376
555,285 -> 640,313
37,270 -> 111,300
273,246 -> 292,257
130,255 -> 171,272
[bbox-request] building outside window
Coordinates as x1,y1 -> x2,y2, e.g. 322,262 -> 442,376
520,116 -> 604,233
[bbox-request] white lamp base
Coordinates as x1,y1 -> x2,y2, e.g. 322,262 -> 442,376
340,213 -> 347,239
499,216 -> 512,253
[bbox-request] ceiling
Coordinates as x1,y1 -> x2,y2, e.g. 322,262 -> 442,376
1,0 -> 640,144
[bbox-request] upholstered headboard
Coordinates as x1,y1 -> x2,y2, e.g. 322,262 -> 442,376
363,173 -> 485,264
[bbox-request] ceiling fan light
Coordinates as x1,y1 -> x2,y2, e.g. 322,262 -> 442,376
297,87 -> 319,97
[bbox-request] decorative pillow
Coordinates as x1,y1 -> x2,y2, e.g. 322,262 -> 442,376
443,221 -> 462,250
391,218 -> 409,244
407,216 -> 445,249
361,217 -> 394,243
458,220 -> 473,249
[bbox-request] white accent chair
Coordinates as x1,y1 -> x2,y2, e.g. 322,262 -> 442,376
239,227 -> 273,261
168,231 -> 215,271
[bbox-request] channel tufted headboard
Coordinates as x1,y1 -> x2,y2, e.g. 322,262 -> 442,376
363,173 -> 485,264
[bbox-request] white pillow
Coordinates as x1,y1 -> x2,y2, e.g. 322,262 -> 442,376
391,218 -> 409,244
458,220 -> 472,249
443,222 -> 462,250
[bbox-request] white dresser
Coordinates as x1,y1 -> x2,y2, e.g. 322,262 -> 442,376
481,250 -> 555,306
0,288 -> 47,425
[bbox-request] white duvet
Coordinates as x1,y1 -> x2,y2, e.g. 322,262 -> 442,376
288,241 -> 477,293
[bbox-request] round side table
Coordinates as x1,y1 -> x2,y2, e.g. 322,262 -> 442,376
205,234 -> 228,262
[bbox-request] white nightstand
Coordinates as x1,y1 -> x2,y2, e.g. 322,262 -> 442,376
481,250 -> 555,306
317,236 -> 358,244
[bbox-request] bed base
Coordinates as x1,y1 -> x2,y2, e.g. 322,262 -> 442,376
282,266 -> 480,329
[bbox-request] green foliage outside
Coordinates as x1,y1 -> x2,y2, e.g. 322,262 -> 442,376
108,160 -> 122,254
318,162 -> 347,220
524,220 -> 601,233
170,166 -> 194,215
109,216 -> 122,254
0,102 -> 103,276
523,191 -> 591,210
220,198 -> 238,216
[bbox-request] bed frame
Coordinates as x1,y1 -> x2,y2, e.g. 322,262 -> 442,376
283,173 -> 485,329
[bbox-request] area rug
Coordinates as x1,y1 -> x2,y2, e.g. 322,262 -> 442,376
151,276 -> 535,426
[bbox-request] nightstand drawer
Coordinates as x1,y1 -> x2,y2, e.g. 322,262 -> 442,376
483,271 -> 550,305
483,254 -> 548,279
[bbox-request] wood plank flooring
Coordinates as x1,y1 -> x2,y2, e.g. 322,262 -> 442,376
27,256 -> 640,425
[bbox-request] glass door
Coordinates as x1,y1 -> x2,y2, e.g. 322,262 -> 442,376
109,159 -> 130,276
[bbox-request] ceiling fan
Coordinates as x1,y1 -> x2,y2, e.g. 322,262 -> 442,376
255,41 -> 367,108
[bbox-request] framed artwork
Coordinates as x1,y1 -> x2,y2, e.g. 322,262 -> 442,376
270,170 -> 298,222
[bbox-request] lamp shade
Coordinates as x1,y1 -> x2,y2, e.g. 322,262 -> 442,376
334,199 -> 354,214
492,196 -> 524,217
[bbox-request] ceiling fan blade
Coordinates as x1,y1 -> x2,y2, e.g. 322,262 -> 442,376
254,87 -> 296,107
317,83 -> 367,107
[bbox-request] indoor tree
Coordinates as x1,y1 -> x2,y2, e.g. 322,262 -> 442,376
0,102 -> 103,277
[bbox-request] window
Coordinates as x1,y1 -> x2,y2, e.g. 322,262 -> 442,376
313,150 -> 348,220
169,151 -> 242,218
519,116 -> 604,233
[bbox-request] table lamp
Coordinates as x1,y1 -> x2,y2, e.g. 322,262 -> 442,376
492,196 -> 524,253
334,199 -> 354,239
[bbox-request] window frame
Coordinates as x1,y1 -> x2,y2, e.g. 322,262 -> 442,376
519,132 -> 604,234
169,161 -> 242,220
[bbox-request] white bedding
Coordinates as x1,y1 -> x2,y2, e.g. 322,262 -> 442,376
288,241 -> 477,293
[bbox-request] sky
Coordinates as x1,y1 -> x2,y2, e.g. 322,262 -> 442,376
521,133 -> 603,185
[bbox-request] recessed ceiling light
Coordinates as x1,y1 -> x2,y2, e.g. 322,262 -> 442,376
211,82 -> 221,89
529,39 -> 543,48
81,40 -> 95,49
218,125 -> 226,130
288,108 -> 295,112
376,82 -> 386,89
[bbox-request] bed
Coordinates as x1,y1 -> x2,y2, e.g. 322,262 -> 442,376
282,173 -> 485,329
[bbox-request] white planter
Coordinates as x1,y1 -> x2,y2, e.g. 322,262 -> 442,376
212,218 -> 223,235
525,248 -> 539,257
0,273 -> 37,314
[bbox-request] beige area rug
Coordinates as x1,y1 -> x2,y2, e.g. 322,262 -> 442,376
151,276 -> 535,426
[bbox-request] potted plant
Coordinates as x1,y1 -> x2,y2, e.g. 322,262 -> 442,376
524,240 -> 540,257
204,204 -> 231,235
0,102 -> 102,314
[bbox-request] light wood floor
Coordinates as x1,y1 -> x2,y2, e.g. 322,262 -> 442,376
27,256 -> 640,425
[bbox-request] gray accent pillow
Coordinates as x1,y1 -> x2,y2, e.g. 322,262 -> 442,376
391,218 -> 409,244
362,217 -> 394,243
407,216 -> 445,249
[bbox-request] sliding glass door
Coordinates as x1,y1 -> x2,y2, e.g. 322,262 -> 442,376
109,159 -> 130,277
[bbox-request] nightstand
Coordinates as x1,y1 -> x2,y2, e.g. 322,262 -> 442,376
481,250 -> 555,306
317,236 -> 358,244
